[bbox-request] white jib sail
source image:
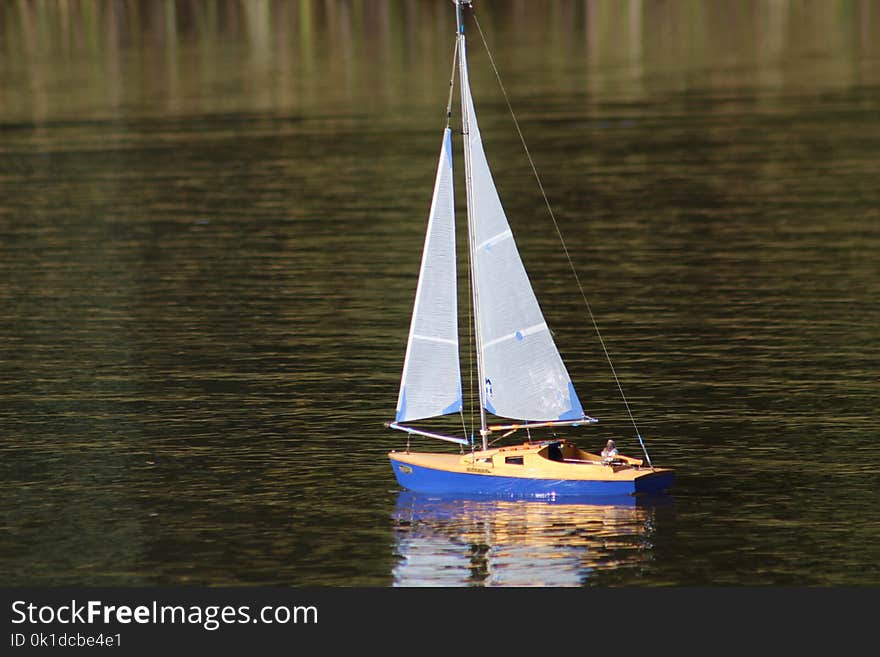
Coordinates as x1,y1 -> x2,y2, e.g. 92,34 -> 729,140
462,72 -> 584,422
395,128 -> 463,423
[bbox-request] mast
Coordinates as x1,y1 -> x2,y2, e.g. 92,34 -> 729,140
455,0 -> 489,451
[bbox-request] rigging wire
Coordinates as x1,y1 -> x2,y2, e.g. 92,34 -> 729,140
445,38 -> 459,129
446,38 -> 473,449
453,37 -> 479,445
470,7 -> 654,467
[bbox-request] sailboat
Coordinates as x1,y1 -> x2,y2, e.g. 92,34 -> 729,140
387,0 -> 674,499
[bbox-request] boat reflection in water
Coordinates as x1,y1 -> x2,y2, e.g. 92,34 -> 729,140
391,491 -> 669,586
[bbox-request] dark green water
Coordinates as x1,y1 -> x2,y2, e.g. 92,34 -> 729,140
1,1 -> 878,587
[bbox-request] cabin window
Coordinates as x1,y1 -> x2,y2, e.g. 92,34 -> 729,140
505,456 -> 524,465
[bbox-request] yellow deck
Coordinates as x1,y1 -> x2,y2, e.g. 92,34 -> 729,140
390,439 -> 671,483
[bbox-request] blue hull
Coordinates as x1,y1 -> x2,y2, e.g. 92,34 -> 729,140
390,457 -> 674,499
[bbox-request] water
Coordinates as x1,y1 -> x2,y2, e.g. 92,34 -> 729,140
1,1 -> 878,587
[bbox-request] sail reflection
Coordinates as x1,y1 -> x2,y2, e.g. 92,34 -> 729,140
392,491 -> 667,586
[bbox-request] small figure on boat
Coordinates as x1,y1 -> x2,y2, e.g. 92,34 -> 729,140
601,439 -> 619,464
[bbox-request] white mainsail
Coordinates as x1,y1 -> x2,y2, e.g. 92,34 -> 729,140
462,64 -> 585,423
395,128 -> 463,423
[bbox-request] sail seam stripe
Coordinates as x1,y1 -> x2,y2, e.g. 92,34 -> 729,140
412,333 -> 458,346
476,229 -> 512,252
481,322 -> 547,351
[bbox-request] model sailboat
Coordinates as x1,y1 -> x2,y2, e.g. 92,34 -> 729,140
388,0 -> 674,498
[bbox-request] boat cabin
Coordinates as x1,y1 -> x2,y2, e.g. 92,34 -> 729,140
466,440 -> 644,472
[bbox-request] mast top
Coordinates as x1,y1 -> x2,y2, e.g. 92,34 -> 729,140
455,0 -> 472,34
